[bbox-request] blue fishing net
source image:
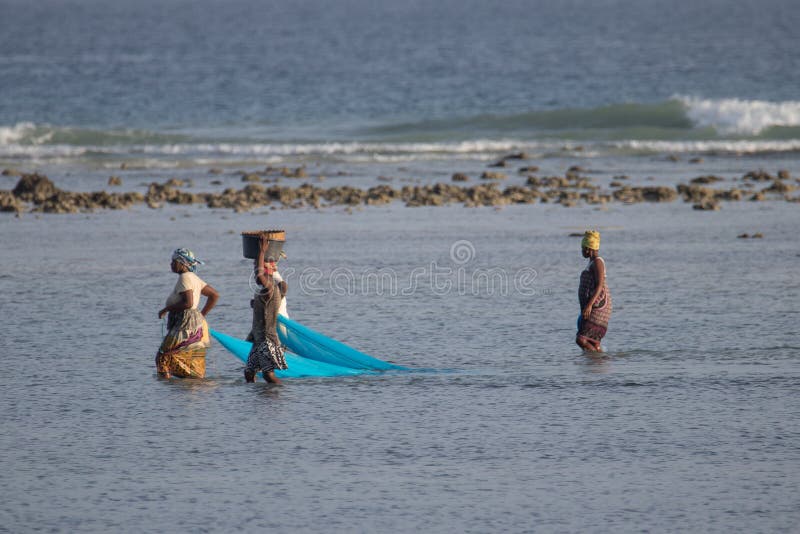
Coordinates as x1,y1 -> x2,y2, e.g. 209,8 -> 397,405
210,314 -> 405,378
210,329 -> 369,378
276,315 -> 405,371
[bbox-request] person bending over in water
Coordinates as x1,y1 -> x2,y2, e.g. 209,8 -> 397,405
244,234 -> 288,383
576,230 -> 612,352
156,248 -> 219,378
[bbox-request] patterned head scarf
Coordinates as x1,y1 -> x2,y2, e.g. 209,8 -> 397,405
172,248 -> 204,272
581,230 -> 600,251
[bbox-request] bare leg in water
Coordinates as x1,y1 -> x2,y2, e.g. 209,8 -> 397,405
244,368 -> 281,384
576,336 -> 603,353
264,370 -> 281,384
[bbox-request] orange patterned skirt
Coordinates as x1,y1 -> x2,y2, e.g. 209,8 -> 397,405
156,309 -> 210,378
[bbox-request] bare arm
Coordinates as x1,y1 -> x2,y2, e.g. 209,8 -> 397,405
255,235 -> 274,293
582,258 -> 606,319
587,258 -> 606,307
200,284 -> 219,317
158,290 -> 192,319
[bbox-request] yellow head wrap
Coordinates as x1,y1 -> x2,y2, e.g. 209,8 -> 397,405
581,230 -> 600,251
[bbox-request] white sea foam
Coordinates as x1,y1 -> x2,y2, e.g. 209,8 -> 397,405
0,122 -> 47,145
4,138 -> 800,167
617,139 -> 800,154
3,128 -> 800,168
677,96 -> 800,135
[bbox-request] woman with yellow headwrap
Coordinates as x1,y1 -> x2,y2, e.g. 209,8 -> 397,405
577,230 -> 612,352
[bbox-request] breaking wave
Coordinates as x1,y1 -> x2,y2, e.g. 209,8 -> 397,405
2,97 -> 800,166
677,96 -> 800,136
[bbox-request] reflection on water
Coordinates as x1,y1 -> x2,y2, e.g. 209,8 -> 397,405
579,353 -> 612,374
162,376 -> 223,395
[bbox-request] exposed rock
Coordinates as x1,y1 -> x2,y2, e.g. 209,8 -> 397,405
677,184 -> 715,203
641,187 -> 678,202
518,166 -> 539,173
541,176 -> 569,188
743,170 -> 775,182
693,201 -> 720,211
145,181 -> 203,206
777,169 -> 791,180
2,168 -> 21,177
581,192 -> 610,205
28,190 -> 144,213
8,165 -> 786,215
108,176 -> 122,186
613,186 -> 676,203
690,175 -> 724,184
13,173 -> 59,203
209,168 -> 224,175
502,185 -> 540,204
763,180 -> 795,194
489,152 -> 528,168
365,185 -> 397,206
0,191 -> 23,212
282,167 -> 307,178
715,188 -> 744,201
689,157 -> 704,164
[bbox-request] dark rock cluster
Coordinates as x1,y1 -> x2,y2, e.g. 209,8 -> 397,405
2,166 -> 798,215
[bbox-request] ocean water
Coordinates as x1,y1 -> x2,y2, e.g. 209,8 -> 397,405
1,0 -> 800,171
2,0 -> 800,532
1,204 -> 799,532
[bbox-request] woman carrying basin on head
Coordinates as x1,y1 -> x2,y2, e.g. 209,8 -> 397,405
576,230 -> 612,352
156,248 -> 219,378
244,234 -> 288,384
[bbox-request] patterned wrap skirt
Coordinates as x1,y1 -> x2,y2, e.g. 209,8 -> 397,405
156,309 -> 209,378
246,338 -> 288,374
578,269 -> 612,343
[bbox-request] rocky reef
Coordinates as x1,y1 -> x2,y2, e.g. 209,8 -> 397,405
2,165 -> 798,215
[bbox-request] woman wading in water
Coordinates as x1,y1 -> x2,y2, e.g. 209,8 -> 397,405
576,230 -> 612,352
244,235 -> 287,384
156,249 -> 219,378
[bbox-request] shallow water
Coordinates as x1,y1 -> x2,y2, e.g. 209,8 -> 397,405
1,201 -> 799,532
